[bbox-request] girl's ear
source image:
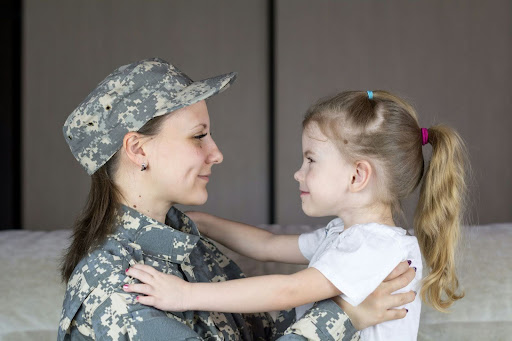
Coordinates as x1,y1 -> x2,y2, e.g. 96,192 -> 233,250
122,132 -> 148,168
350,160 -> 372,193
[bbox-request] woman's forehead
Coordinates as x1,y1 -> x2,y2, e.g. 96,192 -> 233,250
164,101 -> 210,131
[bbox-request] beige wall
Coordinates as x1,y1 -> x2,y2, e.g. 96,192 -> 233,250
23,1 -> 511,230
23,0 -> 269,229
275,0 -> 512,226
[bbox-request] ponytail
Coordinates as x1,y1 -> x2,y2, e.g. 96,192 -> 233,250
414,125 -> 468,311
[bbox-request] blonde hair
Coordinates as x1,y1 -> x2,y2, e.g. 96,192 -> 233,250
303,90 -> 467,311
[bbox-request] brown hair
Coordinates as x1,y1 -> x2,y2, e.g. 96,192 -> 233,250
60,114 -> 170,283
303,90 -> 467,311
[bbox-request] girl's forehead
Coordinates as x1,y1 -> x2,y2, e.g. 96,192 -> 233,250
302,124 -> 329,145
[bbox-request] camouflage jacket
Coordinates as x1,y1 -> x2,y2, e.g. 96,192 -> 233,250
58,205 -> 358,340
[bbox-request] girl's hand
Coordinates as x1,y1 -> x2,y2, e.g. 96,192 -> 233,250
184,211 -> 207,234
185,211 -> 201,223
123,264 -> 191,312
332,261 -> 417,330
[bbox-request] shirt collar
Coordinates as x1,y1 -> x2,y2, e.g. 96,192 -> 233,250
113,204 -> 201,264
325,217 -> 345,233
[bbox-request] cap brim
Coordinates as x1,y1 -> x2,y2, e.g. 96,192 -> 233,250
154,71 -> 237,118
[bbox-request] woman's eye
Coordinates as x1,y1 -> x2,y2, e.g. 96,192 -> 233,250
194,133 -> 208,140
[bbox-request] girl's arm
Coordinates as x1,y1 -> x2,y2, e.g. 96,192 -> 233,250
124,264 -> 340,313
187,211 -> 308,264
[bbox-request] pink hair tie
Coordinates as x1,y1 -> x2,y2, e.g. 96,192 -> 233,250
421,128 -> 429,146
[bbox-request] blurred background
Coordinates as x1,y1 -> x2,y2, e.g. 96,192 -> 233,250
2,0 -> 511,231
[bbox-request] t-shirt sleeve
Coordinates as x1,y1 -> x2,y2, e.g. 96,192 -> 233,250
298,227 -> 326,261
310,226 -> 406,306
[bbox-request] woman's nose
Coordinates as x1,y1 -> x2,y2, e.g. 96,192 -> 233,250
207,139 -> 223,164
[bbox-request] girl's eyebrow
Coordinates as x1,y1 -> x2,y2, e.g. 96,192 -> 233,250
304,150 -> 315,157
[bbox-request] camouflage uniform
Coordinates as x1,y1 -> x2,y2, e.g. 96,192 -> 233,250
58,205 -> 358,340
60,58 -> 359,340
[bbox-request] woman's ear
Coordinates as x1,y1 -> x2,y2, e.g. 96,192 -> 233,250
350,160 -> 372,193
122,132 -> 148,168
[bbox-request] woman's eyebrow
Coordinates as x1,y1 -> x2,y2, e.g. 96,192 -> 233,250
190,123 -> 208,130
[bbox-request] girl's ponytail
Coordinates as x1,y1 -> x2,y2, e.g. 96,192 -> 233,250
414,125 -> 468,311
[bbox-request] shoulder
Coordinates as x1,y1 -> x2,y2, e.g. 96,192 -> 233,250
342,223 -> 408,242
330,223 -> 411,257
60,237 -> 135,334
76,237 -> 131,286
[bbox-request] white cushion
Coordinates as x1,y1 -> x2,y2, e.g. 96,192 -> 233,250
0,230 -> 69,341
1,223 -> 510,341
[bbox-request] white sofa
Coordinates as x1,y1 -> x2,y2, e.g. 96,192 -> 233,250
1,223 -> 511,340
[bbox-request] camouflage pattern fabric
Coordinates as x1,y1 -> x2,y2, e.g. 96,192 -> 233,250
63,58 -> 236,175
58,205 -> 358,340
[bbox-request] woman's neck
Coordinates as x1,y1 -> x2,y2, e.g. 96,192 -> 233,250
119,197 -> 171,224
115,162 -> 173,224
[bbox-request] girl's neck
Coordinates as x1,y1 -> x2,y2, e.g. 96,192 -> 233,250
340,205 -> 395,230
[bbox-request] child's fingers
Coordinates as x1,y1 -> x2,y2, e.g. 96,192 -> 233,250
123,283 -> 153,296
126,267 -> 154,284
135,295 -> 157,307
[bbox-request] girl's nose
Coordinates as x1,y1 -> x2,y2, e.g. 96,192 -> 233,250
294,168 -> 303,182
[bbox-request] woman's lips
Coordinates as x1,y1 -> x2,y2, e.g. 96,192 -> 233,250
198,175 -> 210,182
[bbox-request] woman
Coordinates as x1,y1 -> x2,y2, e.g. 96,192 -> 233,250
59,57 -> 416,340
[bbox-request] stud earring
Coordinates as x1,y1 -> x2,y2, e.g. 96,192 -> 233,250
141,163 -> 147,171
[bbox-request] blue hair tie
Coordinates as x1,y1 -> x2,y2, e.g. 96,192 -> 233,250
367,91 -> 374,100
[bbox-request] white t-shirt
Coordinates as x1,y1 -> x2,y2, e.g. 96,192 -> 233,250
297,218 -> 422,341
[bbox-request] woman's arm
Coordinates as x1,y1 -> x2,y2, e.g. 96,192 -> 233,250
124,264 -> 339,313
188,211 -> 307,264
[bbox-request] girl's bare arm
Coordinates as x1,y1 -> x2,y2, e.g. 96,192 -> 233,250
124,264 -> 339,313
188,211 -> 308,264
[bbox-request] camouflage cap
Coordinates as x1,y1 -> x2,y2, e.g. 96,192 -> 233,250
63,57 -> 237,175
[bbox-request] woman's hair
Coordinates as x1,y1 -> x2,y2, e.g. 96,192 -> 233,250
303,90 -> 468,311
60,114 -> 169,283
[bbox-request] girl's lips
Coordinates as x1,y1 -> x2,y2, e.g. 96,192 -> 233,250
300,191 -> 310,196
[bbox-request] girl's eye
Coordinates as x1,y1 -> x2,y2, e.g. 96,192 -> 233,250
307,157 -> 314,164
194,133 -> 208,140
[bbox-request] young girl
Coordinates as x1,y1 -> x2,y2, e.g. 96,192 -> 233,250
124,90 -> 467,340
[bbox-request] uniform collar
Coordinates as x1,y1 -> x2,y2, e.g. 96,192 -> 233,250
114,204 -> 201,264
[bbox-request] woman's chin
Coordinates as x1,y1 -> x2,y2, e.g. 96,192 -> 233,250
182,193 -> 208,206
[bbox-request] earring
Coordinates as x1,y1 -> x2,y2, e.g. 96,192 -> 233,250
141,163 -> 147,171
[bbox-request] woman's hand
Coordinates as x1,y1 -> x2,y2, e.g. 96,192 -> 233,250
123,264 -> 191,312
332,261 -> 417,330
